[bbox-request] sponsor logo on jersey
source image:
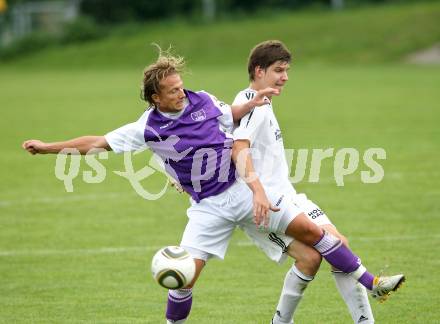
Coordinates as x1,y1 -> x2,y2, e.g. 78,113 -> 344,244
275,194 -> 284,207
245,92 -> 255,100
191,109 -> 207,122
160,121 -> 174,129
308,208 -> 324,219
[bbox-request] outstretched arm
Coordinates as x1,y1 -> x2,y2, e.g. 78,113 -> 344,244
22,136 -> 111,155
232,139 -> 280,228
230,87 -> 278,122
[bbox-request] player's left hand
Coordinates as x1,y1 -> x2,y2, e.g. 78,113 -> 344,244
251,87 -> 279,107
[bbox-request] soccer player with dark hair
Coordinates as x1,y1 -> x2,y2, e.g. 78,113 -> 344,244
232,40 -> 404,324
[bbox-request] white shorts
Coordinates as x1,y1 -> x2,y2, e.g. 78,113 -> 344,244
180,181 -> 332,264
241,192 -> 332,263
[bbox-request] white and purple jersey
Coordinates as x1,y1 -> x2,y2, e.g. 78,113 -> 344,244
105,90 -> 236,202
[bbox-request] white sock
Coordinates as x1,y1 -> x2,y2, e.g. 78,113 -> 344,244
167,319 -> 186,324
332,271 -> 375,323
272,265 -> 314,324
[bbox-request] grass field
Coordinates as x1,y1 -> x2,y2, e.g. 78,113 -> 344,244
0,63 -> 439,323
1,1 -> 440,322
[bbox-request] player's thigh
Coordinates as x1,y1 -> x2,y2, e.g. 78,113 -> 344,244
259,189 -> 304,234
295,193 -> 333,227
285,210 -> 331,246
284,193 -> 336,244
297,194 -> 350,246
181,204 -> 236,261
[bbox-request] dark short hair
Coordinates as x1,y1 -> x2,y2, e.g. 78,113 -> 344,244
247,40 -> 291,81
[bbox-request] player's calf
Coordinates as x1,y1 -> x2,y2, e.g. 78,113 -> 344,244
166,258 -> 205,323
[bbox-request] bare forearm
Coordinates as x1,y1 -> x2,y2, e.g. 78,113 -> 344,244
22,136 -> 110,155
233,140 -> 278,225
231,101 -> 255,122
230,87 -> 279,122
47,136 -> 110,154
232,140 -> 264,194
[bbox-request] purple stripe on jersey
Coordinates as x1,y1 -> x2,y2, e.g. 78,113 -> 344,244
144,90 -> 236,202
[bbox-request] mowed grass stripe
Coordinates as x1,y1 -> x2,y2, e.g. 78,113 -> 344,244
1,234 -> 439,257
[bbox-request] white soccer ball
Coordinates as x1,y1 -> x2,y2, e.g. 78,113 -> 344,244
151,246 -> 195,289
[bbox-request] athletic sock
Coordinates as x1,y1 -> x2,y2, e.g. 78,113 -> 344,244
166,288 -> 192,323
272,265 -> 314,324
332,270 -> 375,323
167,320 -> 186,324
313,231 -> 375,290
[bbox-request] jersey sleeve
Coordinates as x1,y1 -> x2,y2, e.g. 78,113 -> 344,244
233,104 -> 268,145
105,111 -> 149,153
202,91 -> 234,133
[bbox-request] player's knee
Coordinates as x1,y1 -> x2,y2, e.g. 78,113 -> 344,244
298,251 -> 321,275
303,221 -> 322,243
308,249 -> 322,267
288,244 -> 322,275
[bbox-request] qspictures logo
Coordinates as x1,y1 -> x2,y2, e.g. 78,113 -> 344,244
53,133 -> 386,200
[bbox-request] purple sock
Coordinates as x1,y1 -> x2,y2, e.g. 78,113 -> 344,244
358,271 -> 375,290
166,288 -> 192,321
313,231 -> 375,289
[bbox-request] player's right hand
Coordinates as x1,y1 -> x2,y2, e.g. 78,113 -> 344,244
252,87 -> 280,107
252,188 -> 281,229
22,140 -> 48,155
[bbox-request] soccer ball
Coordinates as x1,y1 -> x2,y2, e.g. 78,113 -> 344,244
151,246 -> 195,289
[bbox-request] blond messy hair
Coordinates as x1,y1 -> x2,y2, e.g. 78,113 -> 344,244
141,44 -> 186,107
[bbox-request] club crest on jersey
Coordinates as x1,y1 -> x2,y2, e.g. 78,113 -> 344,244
191,109 -> 207,122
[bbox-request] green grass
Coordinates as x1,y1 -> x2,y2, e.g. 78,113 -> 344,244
1,63 -> 439,323
2,1 -> 440,69
1,2 -> 439,321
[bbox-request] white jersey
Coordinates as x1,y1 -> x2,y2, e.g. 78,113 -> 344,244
233,88 -> 296,197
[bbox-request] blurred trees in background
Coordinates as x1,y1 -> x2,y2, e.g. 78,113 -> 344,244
3,0 -> 426,24
78,0 -> 421,23
0,0 -> 429,59
80,0 -> 194,23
